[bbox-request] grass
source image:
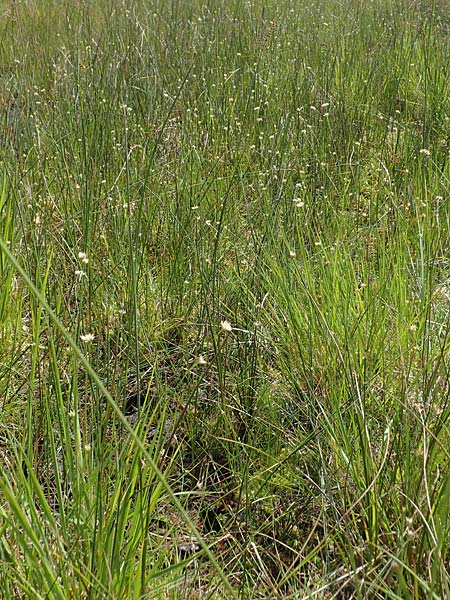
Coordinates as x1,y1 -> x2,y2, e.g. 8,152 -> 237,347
1,0 -> 450,597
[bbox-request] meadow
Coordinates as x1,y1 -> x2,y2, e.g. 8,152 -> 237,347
1,0 -> 450,597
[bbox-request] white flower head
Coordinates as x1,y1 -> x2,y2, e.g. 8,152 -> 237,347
78,251 -> 89,264
80,333 -> 95,343
220,320 -> 233,332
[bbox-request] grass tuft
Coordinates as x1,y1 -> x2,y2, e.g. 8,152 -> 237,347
1,0 -> 450,597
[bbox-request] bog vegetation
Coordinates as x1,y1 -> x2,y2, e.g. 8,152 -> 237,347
1,0 -> 450,597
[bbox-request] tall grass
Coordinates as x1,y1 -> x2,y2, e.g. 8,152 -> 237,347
1,0 -> 450,597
